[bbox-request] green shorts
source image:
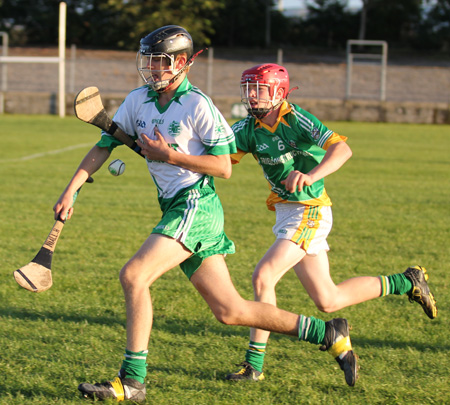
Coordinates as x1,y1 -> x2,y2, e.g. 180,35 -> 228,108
152,176 -> 235,279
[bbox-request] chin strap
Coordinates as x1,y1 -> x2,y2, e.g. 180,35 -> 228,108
156,48 -> 206,93
249,97 -> 285,119
286,86 -> 299,99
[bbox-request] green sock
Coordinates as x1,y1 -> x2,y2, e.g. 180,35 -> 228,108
244,341 -> 266,372
379,274 -> 413,296
121,349 -> 148,384
298,315 -> 325,345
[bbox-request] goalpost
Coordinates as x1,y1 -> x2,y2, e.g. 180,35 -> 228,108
346,39 -> 388,101
0,2 -> 67,117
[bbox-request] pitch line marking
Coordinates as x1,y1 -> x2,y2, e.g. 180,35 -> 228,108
0,143 -> 92,163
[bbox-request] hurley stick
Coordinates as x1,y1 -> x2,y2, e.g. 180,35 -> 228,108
74,86 -> 144,158
13,177 -> 94,292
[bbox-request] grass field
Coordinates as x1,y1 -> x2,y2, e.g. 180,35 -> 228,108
0,115 -> 449,404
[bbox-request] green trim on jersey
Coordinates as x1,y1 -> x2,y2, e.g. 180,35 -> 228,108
190,87 -> 235,153
96,79 -> 194,152
157,175 -> 217,212
146,77 -> 193,113
232,104 -> 333,203
97,77 -> 235,203
96,77 -> 236,157
96,131 -> 135,153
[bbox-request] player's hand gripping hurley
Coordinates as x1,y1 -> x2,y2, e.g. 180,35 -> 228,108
74,86 -> 145,158
13,177 -> 94,292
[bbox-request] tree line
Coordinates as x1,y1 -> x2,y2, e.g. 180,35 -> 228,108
0,0 -> 448,53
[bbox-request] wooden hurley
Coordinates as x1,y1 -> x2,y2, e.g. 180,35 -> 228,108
74,86 -> 144,158
13,177 -> 93,292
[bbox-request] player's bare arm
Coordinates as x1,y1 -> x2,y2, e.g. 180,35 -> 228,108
137,129 -> 232,179
281,141 -> 352,193
53,145 -> 110,220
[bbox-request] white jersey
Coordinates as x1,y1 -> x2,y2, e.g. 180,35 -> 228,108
98,78 -> 235,200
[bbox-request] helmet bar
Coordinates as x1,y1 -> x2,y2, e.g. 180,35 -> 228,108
240,81 -> 276,119
137,48 -> 205,93
159,48 -> 205,93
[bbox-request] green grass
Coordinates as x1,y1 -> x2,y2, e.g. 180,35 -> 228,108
0,115 -> 449,404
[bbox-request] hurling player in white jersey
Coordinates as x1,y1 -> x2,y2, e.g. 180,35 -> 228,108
226,64 -> 437,383
54,27 -> 363,402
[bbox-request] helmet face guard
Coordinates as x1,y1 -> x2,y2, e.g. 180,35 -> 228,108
137,52 -> 179,92
240,64 -> 290,119
137,25 -> 194,93
240,81 -> 277,119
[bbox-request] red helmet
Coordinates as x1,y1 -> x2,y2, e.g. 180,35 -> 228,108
240,64 -> 290,98
240,64 -> 290,118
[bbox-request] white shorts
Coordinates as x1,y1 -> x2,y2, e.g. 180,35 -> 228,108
272,203 -> 332,255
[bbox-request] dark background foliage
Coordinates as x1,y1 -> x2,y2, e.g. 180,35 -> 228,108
0,0 -> 448,53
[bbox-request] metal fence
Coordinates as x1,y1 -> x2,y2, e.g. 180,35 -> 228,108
1,46 -> 449,104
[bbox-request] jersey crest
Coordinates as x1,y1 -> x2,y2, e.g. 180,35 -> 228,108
311,127 -> 321,140
168,120 -> 182,137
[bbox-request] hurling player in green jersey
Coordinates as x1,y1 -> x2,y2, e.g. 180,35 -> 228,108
226,64 -> 437,382
54,29 -> 362,402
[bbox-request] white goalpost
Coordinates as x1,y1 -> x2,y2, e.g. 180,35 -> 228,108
346,39 -> 388,101
0,2 -> 67,117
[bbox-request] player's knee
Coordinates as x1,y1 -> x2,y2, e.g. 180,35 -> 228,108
316,305 -> 333,313
252,268 -> 276,295
119,263 -> 146,290
119,265 -> 133,289
211,305 -> 243,325
313,297 -> 336,313
120,259 -> 160,290
212,310 -> 233,325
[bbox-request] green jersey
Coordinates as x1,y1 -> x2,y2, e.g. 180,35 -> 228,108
231,101 -> 346,210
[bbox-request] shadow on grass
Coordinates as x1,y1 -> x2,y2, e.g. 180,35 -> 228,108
352,336 -> 450,352
1,305 -> 249,338
0,306 -> 124,327
3,307 -> 446,354
0,382 -> 82,403
146,364 -> 222,382
6,391 -> 85,404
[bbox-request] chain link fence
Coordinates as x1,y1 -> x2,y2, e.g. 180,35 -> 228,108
1,46 -> 449,104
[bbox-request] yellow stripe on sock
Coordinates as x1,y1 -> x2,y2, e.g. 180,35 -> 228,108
110,377 -> 125,401
327,336 -> 352,358
379,275 -> 389,297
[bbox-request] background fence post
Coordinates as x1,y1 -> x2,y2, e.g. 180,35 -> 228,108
0,31 -> 8,92
58,1 -> 66,118
207,47 -> 213,96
